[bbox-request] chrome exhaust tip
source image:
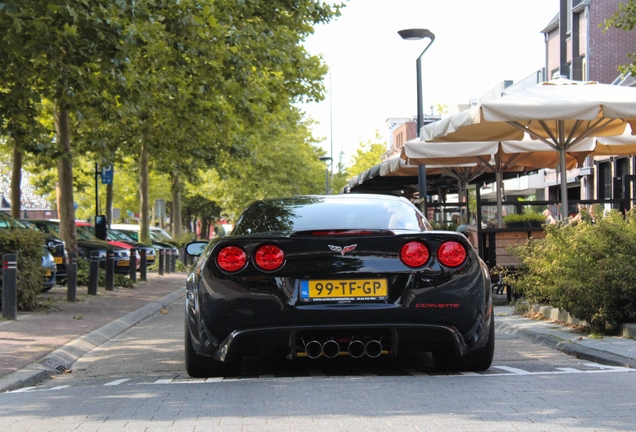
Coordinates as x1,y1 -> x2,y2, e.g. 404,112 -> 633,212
365,340 -> 383,358
322,339 -> 340,358
305,340 -> 323,359
348,339 -> 365,358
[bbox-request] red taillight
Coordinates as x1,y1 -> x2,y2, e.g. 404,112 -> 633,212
438,241 -> 467,267
254,244 -> 285,271
217,246 -> 247,272
400,241 -> 429,267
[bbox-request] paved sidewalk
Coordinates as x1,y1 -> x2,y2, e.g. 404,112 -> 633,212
0,272 -> 186,393
495,304 -> 636,369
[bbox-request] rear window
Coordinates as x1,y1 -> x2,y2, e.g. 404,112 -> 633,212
233,197 -> 428,235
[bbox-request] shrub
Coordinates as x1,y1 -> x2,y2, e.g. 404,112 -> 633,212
510,207 -> 636,334
0,228 -> 46,310
503,212 -> 546,224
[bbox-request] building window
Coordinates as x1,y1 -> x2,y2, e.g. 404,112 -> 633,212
598,161 -> 612,200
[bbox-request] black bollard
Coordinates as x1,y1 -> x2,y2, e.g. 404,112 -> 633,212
170,249 -> 176,272
158,248 -> 165,276
181,247 -> 187,266
88,250 -> 100,295
67,252 -> 77,302
128,248 -> 137,282
165,249 -> 171,274
2,253 -> 17,320
140,248 -> 147,281
105,250 -> 114,291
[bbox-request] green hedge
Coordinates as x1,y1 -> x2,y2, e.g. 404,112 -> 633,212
510,206 -> 636,334
0,228 -> 46,311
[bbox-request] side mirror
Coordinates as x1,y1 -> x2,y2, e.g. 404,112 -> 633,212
185,241 -> 208,257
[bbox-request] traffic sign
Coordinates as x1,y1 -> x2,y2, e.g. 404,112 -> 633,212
101,164 -> 114,185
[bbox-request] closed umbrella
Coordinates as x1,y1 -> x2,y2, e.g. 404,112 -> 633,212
420,78 -> 636,219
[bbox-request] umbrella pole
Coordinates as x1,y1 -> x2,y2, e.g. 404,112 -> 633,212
457,179 -> 464,223
559,148 -> 569,221
496,170 -> 503,228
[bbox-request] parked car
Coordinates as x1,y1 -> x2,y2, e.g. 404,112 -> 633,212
110,224 -> 179,257
40,248 -> 57,291
183,194 -> 494,378
0,213 -> 62,291
71,223 -> 141,269
19,219 -> 68,284
106,229 -> 156,263
27,220 -> 132,273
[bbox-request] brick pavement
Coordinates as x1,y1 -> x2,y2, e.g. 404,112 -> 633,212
0,272 -> 186,380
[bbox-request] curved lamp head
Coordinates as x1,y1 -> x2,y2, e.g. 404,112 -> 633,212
318,156 -> 333,163
398,28 -> 435,42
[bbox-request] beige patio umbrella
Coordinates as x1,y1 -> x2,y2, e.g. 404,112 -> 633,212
420,78 -> 636,219
401,138 -> 582,227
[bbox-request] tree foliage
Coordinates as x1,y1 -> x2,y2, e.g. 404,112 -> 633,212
346,131 -> 388,179
1,0 -> 344,247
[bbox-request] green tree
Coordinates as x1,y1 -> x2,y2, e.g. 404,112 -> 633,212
0,1 -> 160,252
347,131 -> 387,178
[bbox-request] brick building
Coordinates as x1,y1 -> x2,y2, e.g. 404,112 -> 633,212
540,0 -> 636,206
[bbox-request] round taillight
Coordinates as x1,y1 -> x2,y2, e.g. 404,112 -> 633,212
438,241 -> 467,267
254,244 -> 285,271
400,241 -> 429,267
217,246 -> 247,272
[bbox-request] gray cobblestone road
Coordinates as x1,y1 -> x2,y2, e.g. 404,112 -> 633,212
1,299 -> 635,431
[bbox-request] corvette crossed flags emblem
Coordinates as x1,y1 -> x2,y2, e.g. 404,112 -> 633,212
328,244 -> 357,256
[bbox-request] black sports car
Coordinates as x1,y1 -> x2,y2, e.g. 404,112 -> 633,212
184,194 -> 494,377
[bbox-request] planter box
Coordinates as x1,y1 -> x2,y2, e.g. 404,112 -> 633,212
495,230 -> 547,266
504,221 -> 544,229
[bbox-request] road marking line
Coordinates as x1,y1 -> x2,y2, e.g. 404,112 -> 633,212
584,363 -> 631,371
104,379 -> 130,386
459,371 -> 480,376
8,386 -> 37,393
46,385 -> 71,391
153,378 -> 174,384
555,368 -> 584,373
204,377 -> 224,383
491,366 -> 533,375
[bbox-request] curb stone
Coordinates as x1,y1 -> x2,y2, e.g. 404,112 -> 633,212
0,288 -> 185,393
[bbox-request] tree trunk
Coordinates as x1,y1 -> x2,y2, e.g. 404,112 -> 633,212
139,137 -> 150,244
172,174 -> 183,239
106,182 -> 113,228
54,106 -> 78,253
10,140 -> 22,219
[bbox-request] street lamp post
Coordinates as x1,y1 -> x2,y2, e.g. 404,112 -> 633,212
398,28 -> 435,216
318,156 -> 332,195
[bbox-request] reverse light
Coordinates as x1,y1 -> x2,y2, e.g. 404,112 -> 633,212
254,244 -> 285,271
437,241 -> 467,267
400,241 -> 429,267
217,246 -> 247,272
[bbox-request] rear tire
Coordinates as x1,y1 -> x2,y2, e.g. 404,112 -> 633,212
432,318 -> 495,372
185,320 -> 238,378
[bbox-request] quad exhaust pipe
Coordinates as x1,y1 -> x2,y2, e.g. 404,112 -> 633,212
302,337 -> 385,359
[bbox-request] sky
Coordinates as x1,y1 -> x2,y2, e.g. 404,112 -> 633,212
300,0 -> 558,165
